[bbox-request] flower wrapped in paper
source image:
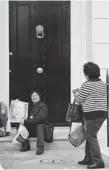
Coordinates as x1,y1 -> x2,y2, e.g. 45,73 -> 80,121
9,100 -> 28,122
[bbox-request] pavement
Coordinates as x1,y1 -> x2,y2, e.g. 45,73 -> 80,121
0,141 -> 109,169
0,127 -> 109,169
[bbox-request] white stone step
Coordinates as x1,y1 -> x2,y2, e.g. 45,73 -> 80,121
0,127 -> 70,142
0,127 -> 85,151
0,140 -> 85,151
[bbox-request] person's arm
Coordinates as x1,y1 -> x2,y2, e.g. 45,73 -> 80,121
75,82 -> 92,104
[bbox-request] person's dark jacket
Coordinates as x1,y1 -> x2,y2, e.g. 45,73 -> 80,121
24,101 -> 48,126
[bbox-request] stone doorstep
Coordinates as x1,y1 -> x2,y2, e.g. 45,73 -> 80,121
0,127 -> 70,142
0,127 -> 109,159
0,135 -> 69,142
0,127 -> 85,151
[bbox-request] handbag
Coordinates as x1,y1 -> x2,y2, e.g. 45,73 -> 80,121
44,123 -> 54,143
65,103 -> 73,122
65,99 -> 83,122
68,122 -> 86,147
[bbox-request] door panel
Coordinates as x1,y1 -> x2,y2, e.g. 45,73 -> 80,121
9,1 -> 70,124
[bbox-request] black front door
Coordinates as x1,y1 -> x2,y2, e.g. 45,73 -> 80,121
9,1 -> 70,124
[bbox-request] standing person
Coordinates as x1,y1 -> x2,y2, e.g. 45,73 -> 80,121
20,90 -> 48,155
74,62 -> 107,169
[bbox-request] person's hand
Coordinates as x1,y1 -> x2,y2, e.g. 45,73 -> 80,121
20,119 -> 24,125
74,91 -> 79,97
72,89 -> 79,97
73,91 -> 79,97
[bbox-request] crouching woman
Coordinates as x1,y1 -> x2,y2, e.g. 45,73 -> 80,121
20,90 -> 48,155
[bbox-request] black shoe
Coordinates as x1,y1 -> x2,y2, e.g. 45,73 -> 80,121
78,158 -> 92,165
87,163 -> 105,169
36,146 -> 44,155
20,139 -> 30,152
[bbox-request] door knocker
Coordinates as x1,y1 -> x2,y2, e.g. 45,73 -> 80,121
36,25 -> 44,39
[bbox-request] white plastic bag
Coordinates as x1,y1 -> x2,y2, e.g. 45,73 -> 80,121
12,124 -> 29,144
69,122 -> 86,147
70,122 -> 81,132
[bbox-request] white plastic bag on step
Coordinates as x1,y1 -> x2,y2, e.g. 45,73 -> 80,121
12,124 -> 29,144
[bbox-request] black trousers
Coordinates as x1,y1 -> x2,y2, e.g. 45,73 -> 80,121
85,118 -> 105,165
25,123 -> 44,148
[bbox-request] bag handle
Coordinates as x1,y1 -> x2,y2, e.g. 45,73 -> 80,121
68,98 -> 80,135
68,98 -> 76,135
68,98 -> 75,135
69,122 -> 72,135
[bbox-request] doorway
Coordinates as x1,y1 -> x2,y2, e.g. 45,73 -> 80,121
9,1 -> 70,124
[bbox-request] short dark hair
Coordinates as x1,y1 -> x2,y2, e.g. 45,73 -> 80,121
30,89 -> 41,100
28,89 -> 42,107
83,62 -> 100,79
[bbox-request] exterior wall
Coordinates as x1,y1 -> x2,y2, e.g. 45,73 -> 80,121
0,0 -> 9,106
92,1 -> 109,147
92,1 -> 109,68
71,1 -> 87,102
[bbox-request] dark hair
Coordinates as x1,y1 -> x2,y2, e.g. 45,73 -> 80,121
83,62 -> 100,79
28,89 -> 42,109
30,89 -> 41,100
28,89 -> 42,116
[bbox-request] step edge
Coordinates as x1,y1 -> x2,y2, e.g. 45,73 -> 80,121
0,138 -> 68,142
